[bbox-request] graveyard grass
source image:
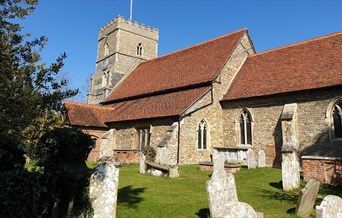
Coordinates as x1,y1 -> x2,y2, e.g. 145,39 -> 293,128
116,164 -> 342,218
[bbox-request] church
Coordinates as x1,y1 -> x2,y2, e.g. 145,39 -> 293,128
64,16 -> 342,185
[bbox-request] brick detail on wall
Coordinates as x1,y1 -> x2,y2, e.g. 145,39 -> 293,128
114,150 -> 140,164
302,157 -> 342,186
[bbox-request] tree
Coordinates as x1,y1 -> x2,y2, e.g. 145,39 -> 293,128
0,0 -> 78,168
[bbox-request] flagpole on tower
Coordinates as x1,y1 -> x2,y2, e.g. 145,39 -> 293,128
130,0 -> 133,20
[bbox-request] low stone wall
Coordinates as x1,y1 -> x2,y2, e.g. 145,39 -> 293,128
113,149 -> 140,164
302,156 -> 342,186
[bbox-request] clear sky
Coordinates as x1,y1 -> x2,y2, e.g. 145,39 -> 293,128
21,0 -> 342,102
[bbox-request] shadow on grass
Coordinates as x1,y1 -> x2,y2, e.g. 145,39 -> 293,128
195,208 -> 210,218
258,188 -> 298,203
269,181 -> 283,189
117,185 -> 146,208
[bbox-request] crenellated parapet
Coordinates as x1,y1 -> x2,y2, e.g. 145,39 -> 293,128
98,16 -> 159,41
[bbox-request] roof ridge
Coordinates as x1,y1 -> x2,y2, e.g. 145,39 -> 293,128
250,30 -> 342,57
64,101 -> 113,110
139,28 -> 247,65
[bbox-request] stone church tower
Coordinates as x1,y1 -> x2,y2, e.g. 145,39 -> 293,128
87,16 -> 159,104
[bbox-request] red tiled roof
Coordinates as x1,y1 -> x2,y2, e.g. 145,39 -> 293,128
64,101 -> 113,128
64,86 -> 210,125
223,31 -> 342,101
105,86 -> 211,123
104,29 -> 247,103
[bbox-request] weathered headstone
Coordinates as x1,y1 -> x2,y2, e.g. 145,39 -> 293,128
207,155 -> 238,218
212,149 -> 219,162
100,129 -> 115,158
258,150 -> 266,168
281,103 -> 300,191
90,158 -> 120,218
247,149 -> 257,169
282,152 -> 300,191
213,154 -> 225,172
206,154 -> 261,218
316,195 -> 342,218
169,166 -> 179,178
222,202 -> 258,218
296,179 -> 320,217
139,153 -> 146,174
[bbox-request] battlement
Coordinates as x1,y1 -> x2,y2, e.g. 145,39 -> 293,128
98,16 -> 159,41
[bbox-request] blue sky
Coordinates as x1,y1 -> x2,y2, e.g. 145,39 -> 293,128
21,0 -> 342,102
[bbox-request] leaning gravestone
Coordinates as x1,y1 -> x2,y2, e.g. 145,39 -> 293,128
258,150 -> 266,168
90,158 -> 120,218
296,179 -> 320,217
316,195 -> 342,218
247,149 -> 257,169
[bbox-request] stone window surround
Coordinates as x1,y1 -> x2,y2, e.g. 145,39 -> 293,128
197,119 -> 209,150
134,125 -> 152,150
236,108 -> 253,146
137,43 -> 143,56
326,97 -> 342,142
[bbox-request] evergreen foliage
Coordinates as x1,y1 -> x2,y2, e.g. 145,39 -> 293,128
0,0 -> 78,168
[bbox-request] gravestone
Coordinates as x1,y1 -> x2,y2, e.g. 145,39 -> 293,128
247,149 -> 257,169
222,202 -> 258,218
296,179 -> 320,217
281,103 -> 300,191
207,155 -> 238,218
90,158 -> 120,218
100,129 -> 115,158
169,166 -> 179,178
282,152 -> 300,191
212,149 -> 219,162
139,153 -> 146,174
258,150 -> 266,168
316,195 -> 342,218
213,153 -> 225,172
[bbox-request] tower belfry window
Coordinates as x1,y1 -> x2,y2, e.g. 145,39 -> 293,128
137,43 -> 143,56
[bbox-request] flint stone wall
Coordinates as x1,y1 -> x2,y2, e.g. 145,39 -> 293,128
222,87 -> 342,168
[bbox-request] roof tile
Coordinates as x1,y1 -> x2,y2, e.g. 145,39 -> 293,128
104,29 -> 246,103
223,31 -> 342,101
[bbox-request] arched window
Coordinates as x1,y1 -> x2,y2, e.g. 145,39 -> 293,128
137,43 -> 143,56
198,120 -> 207,149
333,102 -> 342,139
104,43 -> 109,56
239,109 -> 252,145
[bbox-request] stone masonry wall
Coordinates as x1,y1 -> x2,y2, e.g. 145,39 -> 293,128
179,91 -> 221,164
217,33 -> 255,100
108,118 -> 177,160
222,87 -> 342,167
178,33 -> 254,164
88,16 -> 159,104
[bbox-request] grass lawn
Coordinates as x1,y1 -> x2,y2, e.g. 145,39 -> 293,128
116,164 -> 342,218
